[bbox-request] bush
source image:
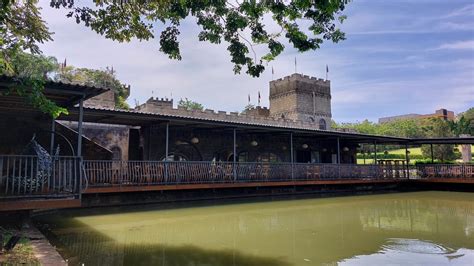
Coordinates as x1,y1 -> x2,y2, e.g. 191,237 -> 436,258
356,153 -> 425,160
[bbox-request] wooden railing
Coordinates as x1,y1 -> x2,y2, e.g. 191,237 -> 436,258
0,155 -> 82,199
83,161 -> 409,187
413,164 -> 474,179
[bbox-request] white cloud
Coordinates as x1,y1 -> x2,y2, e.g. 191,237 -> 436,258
437,40 -> 474,50
36,1 -> 474,123
443,4 -> 474,18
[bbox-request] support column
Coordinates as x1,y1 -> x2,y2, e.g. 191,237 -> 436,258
290,132 -> 294,180
165,122 -> 169,183
233,128 -> 237,181
77,97 -> 84,157
336,137 -> 341,164
50,119 -> 56,156
165,122 -> 169,159
405,143 -> 410,179
373,141 -> 377,165
430,144 -> 434,163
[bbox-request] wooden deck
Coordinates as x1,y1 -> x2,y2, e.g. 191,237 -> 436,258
0,198 -> 81,212
84,178 -> 403,194
1,160 -> 473,211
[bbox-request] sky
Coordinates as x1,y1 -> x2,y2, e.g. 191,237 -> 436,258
38,0 -> 474,122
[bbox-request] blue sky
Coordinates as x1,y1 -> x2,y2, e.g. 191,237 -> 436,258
39,0 -> 473,122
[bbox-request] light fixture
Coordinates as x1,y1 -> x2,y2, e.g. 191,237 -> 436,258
302,144 -> 309,149
343,147 -> 349,152
282,146 -> 287,151
190,137 -> 199,144
322,148 -> 327,152
251,140 -> 258,147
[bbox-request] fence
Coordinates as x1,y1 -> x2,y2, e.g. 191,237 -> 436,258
413,164 -> 474,179
83,161 -> 408,187
0,155 -> 82,199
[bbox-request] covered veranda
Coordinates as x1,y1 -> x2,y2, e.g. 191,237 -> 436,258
1,77 -> 474,210
0,75 -> 107,210
59,106 -> 474,194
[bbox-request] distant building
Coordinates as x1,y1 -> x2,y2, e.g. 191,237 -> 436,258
379,108 -> 455,123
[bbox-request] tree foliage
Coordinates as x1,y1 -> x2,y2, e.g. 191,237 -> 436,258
333,118 -> 425,138
420,118 -> 456,162
50,0 -> 350,77
177,98 -> 204,111
0,0 -> 65,117
242,103 -> 255,113
5,50 -> 130,111
56,66 -> 130,109
1,0 -> 350,116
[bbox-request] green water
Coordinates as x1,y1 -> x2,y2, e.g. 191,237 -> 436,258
36,192 -> 474,266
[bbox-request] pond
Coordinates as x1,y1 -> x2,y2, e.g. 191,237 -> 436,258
35,191 -> 474,266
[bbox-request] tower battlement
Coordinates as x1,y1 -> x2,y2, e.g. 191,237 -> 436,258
135,97 -> 173,112
269,73 -> 332,129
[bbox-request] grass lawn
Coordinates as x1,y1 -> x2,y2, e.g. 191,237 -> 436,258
1,225 -> 40,265
357,145 -> 474,164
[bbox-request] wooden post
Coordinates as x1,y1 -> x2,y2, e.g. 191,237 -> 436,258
336,137 -> 341,164
405,143 -> 410,179
374,141 -> 377,165
165,122 -> 169,182
50,119 -> 55,156
77,97 -> 84,157
233,128 -> 237,181
290,132 -> 294,180
430,144 -> 434,163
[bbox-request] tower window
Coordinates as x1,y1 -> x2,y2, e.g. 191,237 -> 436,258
319,119 -> 327,130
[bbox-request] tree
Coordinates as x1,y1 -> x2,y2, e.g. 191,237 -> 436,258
7,51 -> 131,109
421,118 -> 457,162
1,0 -> 350,117
462,107 -> 474,122
0,0 -> 65,117
9,50 -> 58,79
458,107 -> 474,135
50,0 -> 349,77
178,98 -> 204,111
448,115 -> 472,137
56,66 -> 130,109
242,103 -> 255,113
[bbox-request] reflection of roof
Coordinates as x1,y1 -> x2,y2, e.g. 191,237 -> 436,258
0,74 -> 109,109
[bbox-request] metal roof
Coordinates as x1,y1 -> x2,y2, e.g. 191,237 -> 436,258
59,106 -> 412,144
0,75 -> 109,109
408,137 -> 474,145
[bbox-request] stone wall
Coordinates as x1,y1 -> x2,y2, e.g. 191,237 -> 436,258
84,90 -> 115,109
60,121 -> 130,161
135,97 -> 173,113
269,73 -> 332,129
243,106 -> 270,118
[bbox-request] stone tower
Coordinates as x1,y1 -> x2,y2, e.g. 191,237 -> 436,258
269,73 -> 332,130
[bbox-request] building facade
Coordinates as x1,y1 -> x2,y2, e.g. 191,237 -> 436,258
379,108 -> 455,123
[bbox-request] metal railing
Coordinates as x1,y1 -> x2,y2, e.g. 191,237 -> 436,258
0,155 -> 82,199
412,164 -> 474,179
83,161 -> 408,187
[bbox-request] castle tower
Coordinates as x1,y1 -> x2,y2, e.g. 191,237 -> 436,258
135,97 -> 173,113
269,73 -> 332,130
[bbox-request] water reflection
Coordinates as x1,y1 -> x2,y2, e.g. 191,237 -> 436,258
341,238 -> 474,265
36,192 -> 474,265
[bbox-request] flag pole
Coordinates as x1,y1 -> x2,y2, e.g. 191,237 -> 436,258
294,57 -> 297,73
325,64 -> 329,81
